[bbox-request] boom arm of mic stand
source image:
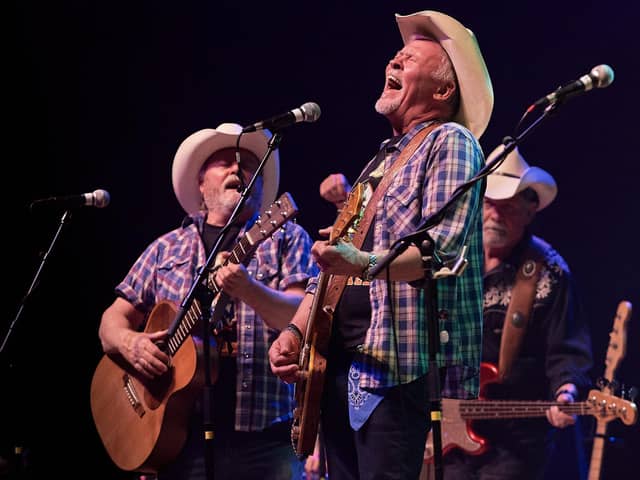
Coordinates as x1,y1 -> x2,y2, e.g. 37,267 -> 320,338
368,132 -> 523,280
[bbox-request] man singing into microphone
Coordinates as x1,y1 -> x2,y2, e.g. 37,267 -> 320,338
97,123 -> 318,479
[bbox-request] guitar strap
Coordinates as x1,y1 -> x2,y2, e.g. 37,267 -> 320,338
498,236 -> 546,381
321,122 -> 440,313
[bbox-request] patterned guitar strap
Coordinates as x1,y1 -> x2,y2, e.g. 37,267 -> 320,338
498,236 -> 546,382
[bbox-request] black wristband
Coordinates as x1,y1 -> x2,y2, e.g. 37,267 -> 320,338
286,323 -> 303,344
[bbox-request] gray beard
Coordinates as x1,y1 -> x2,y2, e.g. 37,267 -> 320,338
375,96 -> 401,115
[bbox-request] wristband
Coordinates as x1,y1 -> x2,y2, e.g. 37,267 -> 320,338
286,323 -> 303,344
361,253 -> 378,281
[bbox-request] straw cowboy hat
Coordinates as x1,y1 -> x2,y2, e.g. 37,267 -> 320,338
485,145 -> 558,211
395,10 -> 494,139
172,123 -> 280,215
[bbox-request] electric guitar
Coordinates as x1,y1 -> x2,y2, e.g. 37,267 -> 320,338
90,193 -> 298,473
588,300 -> 632,480
424,361 -> 638,463
291,184 -> 364,457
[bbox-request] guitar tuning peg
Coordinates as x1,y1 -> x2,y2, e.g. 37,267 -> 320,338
628,386 -> 638,402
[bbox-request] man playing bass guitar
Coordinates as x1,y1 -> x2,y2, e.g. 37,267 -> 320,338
441,145 -> 593,479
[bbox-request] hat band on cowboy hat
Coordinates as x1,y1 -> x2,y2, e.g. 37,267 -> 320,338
172,123 -> 280,216
395,10 -> 494,139
485,145 -> 557,211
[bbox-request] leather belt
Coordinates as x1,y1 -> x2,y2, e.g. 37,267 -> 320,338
346,276 -> 370,286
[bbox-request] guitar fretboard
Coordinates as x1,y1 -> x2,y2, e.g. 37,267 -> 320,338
458,400 -> 591,419
164,193 -> 297,356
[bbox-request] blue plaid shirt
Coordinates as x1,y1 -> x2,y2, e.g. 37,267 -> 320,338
345,121 -> 484,398
115,211 -> 318,431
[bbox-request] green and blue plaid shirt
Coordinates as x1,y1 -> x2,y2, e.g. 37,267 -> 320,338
346,121 -> 485,398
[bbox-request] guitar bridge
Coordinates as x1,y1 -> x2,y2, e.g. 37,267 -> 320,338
123,373 -> 146,418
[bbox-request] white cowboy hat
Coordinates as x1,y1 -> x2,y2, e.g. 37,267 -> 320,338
395,10 -> 494,139
485,145 -> 557,211
172,123 -> 280,215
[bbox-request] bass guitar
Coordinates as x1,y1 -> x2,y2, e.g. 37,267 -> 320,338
424,361 -> 637,463
292,184 -> 364,457
90,192 -> 298,473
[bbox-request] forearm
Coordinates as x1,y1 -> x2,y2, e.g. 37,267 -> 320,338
98,298 -> 144,355
286,292 -> 315,337
368,244 -> 425,282
238,280 -> 306,330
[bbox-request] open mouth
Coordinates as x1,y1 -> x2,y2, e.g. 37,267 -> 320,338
224,177 -> 242,190
386,74 -> 402,90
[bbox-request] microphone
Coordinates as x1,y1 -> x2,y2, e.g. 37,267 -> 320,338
30,189 -> 111,210
242,102 -> 321,133
532,64 -> 614,109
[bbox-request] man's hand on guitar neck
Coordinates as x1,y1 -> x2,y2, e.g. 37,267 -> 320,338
546,383 -> 579,428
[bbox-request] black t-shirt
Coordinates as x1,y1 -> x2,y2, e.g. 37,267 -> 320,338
202,222 -> 241,432
331,136 -> 401,351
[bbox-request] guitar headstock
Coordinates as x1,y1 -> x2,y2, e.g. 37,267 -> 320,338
586,390 -> 638,426
248,192 -> 299,243
603,300 -> 632,392
205,192 -> 299,294
329,183 -> 364,244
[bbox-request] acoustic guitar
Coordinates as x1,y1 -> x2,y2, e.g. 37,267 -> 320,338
90,192 -> 298,473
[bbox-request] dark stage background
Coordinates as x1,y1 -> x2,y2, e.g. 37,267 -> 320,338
4,1 -> 639,478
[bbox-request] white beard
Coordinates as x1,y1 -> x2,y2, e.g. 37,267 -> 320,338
375,96 -> 401,115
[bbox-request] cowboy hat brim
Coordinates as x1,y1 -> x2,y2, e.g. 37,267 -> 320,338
395,10 -> 494,139
485,146 -> 557,211
172,123 -> 280,216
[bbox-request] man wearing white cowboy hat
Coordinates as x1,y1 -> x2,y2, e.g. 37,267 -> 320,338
439,145 -> 592,479
270,10 -> 492,479
98,123 -> 318,479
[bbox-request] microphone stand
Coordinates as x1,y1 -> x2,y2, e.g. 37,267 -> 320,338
166,131 -> 283,480
2,209 -> 73,355
368,99 -> 558,277
367,102 -> 558,480
1,208 -> 73,477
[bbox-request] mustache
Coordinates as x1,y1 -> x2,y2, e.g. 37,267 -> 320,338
483,222 -> 506,234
